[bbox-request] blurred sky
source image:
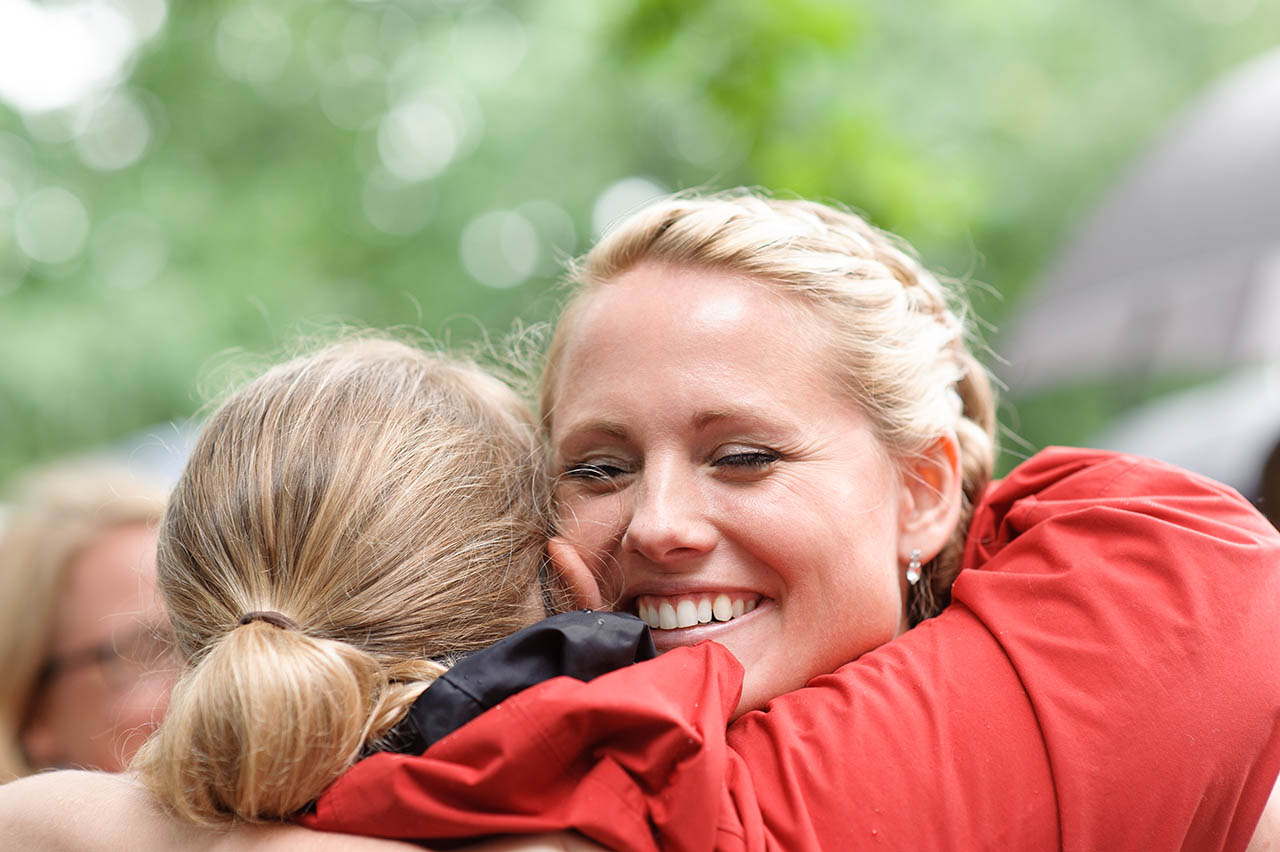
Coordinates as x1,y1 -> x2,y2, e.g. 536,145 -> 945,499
1,0 -> 1277,485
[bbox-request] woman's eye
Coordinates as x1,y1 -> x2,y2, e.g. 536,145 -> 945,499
711,449 -> 779,469
562,461 -> 628,481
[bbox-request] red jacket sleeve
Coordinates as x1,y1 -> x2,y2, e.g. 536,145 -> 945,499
959,448 -> 1280,851
305,641 -> 744,852
309,449 -> 1280,852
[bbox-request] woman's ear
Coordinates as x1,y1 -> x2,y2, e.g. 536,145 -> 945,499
898,433 -> 963,563
546,537 -> 605,610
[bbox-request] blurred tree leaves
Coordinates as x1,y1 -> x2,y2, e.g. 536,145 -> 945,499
1,0 -> 1278,482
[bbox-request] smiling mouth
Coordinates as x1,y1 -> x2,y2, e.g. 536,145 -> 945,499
635,593 -> 761,630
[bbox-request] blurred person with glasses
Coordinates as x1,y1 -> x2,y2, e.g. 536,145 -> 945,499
0,461 -> 174,781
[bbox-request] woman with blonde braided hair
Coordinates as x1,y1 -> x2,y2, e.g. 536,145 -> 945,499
540,192 -> 998,632
309,191 -> 1280,850
3,192 -> 1279,852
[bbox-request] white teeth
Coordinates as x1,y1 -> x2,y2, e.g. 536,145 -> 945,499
697,598 -> 713,623
637,593 -> 761,630
675,600 -> 699,628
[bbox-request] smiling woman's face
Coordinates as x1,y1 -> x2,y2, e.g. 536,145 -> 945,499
550,262 -> 916,716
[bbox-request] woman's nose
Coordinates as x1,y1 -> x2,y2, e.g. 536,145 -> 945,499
621,466 -> 716,566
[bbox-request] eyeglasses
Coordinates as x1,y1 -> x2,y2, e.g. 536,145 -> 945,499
37,626 -> 178,692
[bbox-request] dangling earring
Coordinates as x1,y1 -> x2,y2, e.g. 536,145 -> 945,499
906,549 -> 922,586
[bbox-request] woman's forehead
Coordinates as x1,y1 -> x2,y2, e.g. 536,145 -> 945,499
549,270 -> 863,440
561,264 -> 826,362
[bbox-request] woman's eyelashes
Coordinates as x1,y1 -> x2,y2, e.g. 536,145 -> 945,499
710,448 -> 780,471
560,446 -> 781,486
562,460 -> 630,482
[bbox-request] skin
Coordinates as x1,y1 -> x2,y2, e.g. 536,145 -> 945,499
549,262 -> 959,716
21,522 -> 174,772
0,770 -> 605,852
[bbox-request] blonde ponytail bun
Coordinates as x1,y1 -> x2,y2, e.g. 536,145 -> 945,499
135,621 -> 391,824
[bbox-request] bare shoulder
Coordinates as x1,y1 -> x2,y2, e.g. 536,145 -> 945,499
0,771 -> 420,852
0,770 -> 188,851
0,772 -> 608,852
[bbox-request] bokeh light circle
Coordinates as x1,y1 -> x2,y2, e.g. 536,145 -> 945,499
377,96 -> 458,181
517,199 -> 577,276
215,4 -> 292,86
15,186 -> 90,264
114,0 -> 168,41
319,54 -> 385,130
460,210 -> 538,289
74,90 -> 152,170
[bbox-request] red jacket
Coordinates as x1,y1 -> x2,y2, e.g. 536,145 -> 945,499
305,449 -> 1280,851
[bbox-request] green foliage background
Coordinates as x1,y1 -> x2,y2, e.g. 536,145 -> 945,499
1,0 -> 1276,483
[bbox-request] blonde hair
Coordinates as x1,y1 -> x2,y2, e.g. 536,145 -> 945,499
132,337 -> 554,825
0,462 -> 166,782
541,191 -> 997,624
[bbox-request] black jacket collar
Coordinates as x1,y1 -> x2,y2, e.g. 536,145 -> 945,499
381,610 -> 656,756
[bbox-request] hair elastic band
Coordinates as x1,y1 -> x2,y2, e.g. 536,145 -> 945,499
238,610 -> 298,631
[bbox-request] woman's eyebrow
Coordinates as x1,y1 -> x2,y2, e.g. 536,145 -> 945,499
692,407 -> 789,433
693,408 -> 755,430
556,419 -> 630,443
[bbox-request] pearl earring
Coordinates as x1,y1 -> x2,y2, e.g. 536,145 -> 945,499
906,549 -> 922,585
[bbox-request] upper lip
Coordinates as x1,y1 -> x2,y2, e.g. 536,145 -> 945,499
620,584 -> 766,612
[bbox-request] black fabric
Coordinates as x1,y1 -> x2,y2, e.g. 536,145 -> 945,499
381,610 -> 656,756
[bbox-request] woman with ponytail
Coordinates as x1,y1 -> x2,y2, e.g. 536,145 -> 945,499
129,336 -> 566,826
0,336 -> 605,850
0,334 -> 615,852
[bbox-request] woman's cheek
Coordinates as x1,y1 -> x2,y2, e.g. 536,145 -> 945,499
569,489 -> 629,543
556,495 -> 628,604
